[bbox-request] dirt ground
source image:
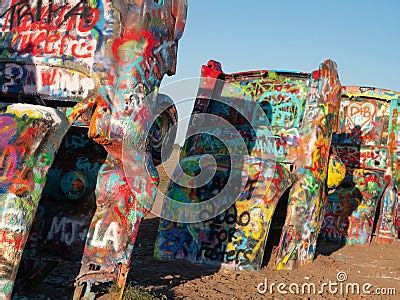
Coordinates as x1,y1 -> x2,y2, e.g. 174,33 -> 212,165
14,153 -> 400,299
16,215 -> 399,299
129,216 -> 400,299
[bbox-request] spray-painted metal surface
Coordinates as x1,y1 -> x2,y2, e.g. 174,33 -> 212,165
0,0 -> 187,298
65,1 -> 188,298
14,97 -> 177,297
12,126 -> 105,295
0,0 -> 106,296
0,0 -> 101,103
0,104 -> 68,298
321,86 -> 400,245
155,59 -> 342,271
21,127 -> 105,258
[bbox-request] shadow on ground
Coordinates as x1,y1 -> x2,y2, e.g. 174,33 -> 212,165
127,217 -> 219,299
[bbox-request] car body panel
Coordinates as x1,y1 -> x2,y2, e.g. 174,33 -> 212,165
155,59 -> 342,271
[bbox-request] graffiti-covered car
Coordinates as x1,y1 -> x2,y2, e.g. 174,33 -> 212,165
0,0 -> 187,298
155,59 -> 343,271
321,86 -> 399,245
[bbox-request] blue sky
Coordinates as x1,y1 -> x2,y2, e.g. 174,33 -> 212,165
161,0 -> 400,143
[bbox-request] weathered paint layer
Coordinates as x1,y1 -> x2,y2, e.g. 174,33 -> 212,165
0,0 -> 188,298
0,103 -> 68,298
155,59 -> 342,271
321,86 -> 400,245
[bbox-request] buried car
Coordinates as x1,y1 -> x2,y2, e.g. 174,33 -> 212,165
321,86 -> 399,245
154,59 -> 345,271
0,0 -> 187,298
